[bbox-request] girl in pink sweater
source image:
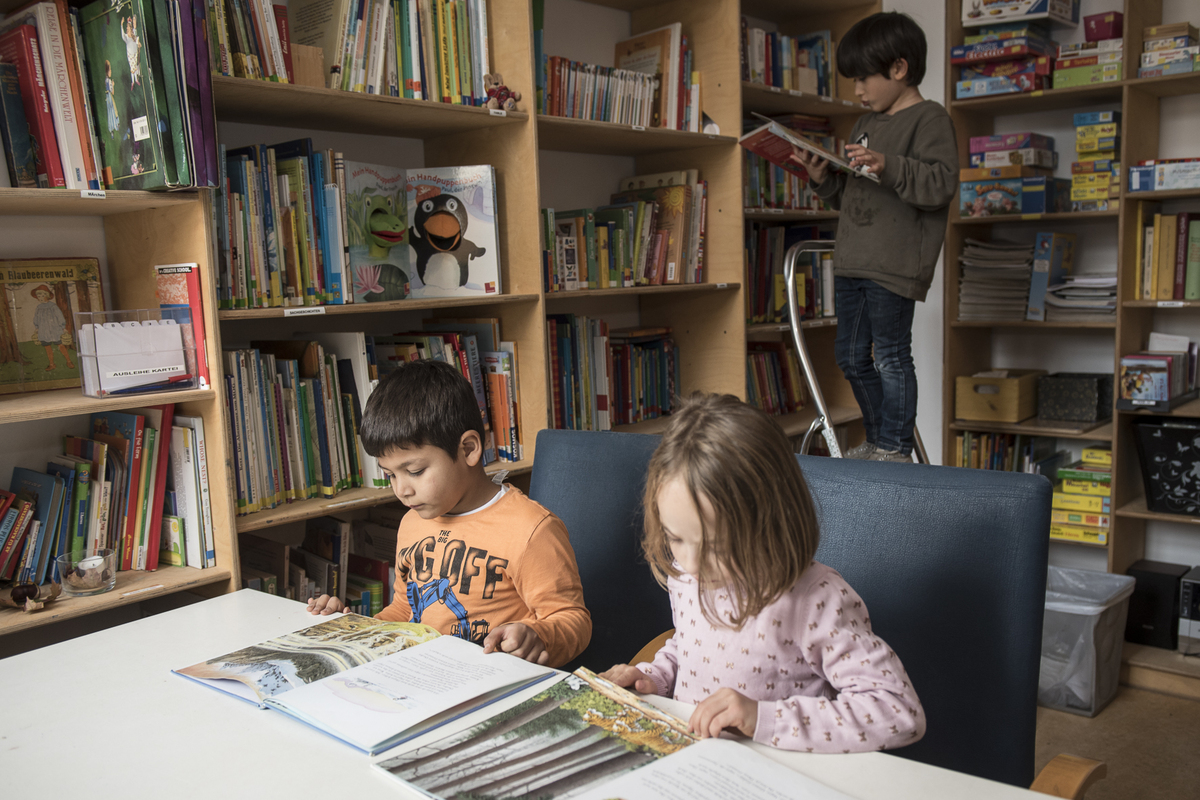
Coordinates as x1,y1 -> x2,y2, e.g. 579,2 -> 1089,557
601,393 -> 925,753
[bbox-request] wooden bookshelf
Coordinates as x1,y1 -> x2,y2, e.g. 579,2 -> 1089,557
948,419 -> 1114,441
0,188 -> 198,216
0,387 -> 216,426
744,209 -> 839,221
741,82 -> 866,117
949,82 -> 1125,115
535,115 -> 737,156
1116,496 -> 1200,526
950,210 -> 1121,226
544,282 -> 740,302
218,293 -> 540,321
949,320 -> 1117,330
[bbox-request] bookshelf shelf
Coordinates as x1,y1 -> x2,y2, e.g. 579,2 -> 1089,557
1115,496 -> 1200,526
741,83 -> 866,117
235,460 -> 531,533
1122,300 -> 1200,309
744,209 -> 839,221
535,115 -> 736,156
948,418 -> 1114,441
1127,71 -> 1200,99
1125,188 -> 1200,202
949,82 -> 1125,116
1050,537 -> 1109,549
544,282 -> 739,302
1118,397 -> 1200,419
217,293 -> 540,321
0,566 -> 232,635
212,76 -> 528,138
951,210 -> 1120,226
0,386 -> 216,427
746,318 -> 838,335
0,188 -> 199,217
949,320 -> 1117,330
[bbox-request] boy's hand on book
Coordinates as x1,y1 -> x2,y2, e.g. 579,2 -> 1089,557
689,688 -> 758,740
482,623 -> 550,665
845,144 -> 885,176
599,664 -> 658,694
789,146 -> 828,184
307,594 -> 345,615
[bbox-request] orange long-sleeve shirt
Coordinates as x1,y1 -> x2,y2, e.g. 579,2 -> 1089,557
376,486 -> 591,667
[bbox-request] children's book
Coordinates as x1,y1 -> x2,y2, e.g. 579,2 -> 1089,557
0,258 -> 104,395
740,112 -> 880,185
9,467 -> 65,585
0,62 -> 37,187
406,165 -> 501,298
345,160 -> 410,302
175,614 -> 554,754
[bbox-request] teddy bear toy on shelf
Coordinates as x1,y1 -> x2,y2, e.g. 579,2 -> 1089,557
484,73 -> 521,112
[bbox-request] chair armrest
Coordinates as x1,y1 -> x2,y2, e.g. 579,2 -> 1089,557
1030,754 -> 1107,799
630,629 -> 675,666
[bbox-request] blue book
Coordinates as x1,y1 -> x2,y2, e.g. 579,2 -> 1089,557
44,461 -> 77,582
0,62 -> 37,187
10,468 -> 65,585
91,410 -> 146,566
1027,232 -> 1077,321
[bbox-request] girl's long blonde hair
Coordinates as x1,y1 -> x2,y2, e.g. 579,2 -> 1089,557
642,392 -> 820,629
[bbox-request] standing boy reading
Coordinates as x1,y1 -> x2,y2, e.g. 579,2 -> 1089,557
308,359 -> 592,668
791,11 -> 958,462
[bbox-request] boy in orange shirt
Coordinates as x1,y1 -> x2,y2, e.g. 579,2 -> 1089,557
307,359 -> 591,667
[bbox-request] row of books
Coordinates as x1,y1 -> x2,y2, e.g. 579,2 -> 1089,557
214,144 -> 502,308
546,316 -> 678,430
1,404 -> 215,587
746,341 -> 809,417
541,170 -> 707,292
740,20 -> 834,97
1135,206 -> 1200,301
0,0 -> 217,191
951,431 -> 1071,475
744,222 -> 835,324
534,19 -> 700,131
743,114 -> 838,211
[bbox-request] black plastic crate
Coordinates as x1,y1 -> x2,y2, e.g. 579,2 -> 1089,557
1133,419 -> 1200,515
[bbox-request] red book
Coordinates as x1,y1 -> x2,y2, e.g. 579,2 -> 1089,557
154,262 -> 211,389
0,499 -> 35,580
0,24 -> 64,187
0,488 -> 15,521
134,404 -> 174,571
1175,212 -> 1191,299
272,4 -> 294,83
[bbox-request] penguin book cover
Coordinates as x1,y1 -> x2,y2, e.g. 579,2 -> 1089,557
405,165 -> 501,298
346,160 -> 411,303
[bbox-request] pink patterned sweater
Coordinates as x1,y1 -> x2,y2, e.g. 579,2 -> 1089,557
637,560 -> 926,753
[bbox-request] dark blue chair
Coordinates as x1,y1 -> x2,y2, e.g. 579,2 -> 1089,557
527,428 -> 1099,792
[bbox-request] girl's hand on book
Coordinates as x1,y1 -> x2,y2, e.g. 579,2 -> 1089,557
307,594 -> 345,615
483,622 -> 550,665
845,144 -> 886,176
599,664 -> 658,694
689,688 -> 758,740
789,146 -> 829,184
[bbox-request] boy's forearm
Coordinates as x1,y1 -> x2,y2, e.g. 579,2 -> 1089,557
524,608 -> 592,668
879,155 -> 958,211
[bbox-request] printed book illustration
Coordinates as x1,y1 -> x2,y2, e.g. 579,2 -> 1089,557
375,667 -> 697,799
406,166 -> 501,298
346,160 -> 411,303
0,258 -> 105,395
740,112 -> 880,184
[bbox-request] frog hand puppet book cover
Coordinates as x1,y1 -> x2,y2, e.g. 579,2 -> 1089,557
0,258 -> 104,395
80,0 -> 170,190
346,160 -> 410,303
405,165 -> 501,298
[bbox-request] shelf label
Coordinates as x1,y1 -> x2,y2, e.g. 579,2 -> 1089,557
768,208 -> 784,214
768,86 -> 782,93
819,95 -> 833,102
1158,301 -> 1185,307
489,108 -> 506,117
1031,90 -> 1043,97
81,189 -> 106,199
788,89 -> 803,96
716,282 -> 729,289
284,306 -> 327,317
632,124 -> 646,131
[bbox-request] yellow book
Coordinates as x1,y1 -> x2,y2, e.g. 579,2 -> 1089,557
1158,212 -> 1178,300
1052,488 -> 1111,513
435,0 -> 456,104
597,225 -> 611,288
1061,478 -> 1112,497
1134,202 -> 1148,299
1050,523 -> 1107,545
1051,509 -> 1110,528
1081,445 -> 1112,467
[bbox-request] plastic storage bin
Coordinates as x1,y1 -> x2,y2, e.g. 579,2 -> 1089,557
1039,566 -> 1136,717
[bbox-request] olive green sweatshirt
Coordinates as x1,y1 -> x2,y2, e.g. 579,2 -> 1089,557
813,100 -> 958,302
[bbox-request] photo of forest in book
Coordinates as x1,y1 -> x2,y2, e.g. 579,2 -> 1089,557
176,615 -> 438,701
376,668 -> 696,799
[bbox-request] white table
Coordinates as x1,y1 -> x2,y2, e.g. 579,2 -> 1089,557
0,591 -> 1042,798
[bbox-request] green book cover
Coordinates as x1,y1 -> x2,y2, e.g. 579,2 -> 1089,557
348,573 -> 384,615
80,0 -> 171,189
144,0 -> 190,186
1186,219 -> 1200,300
1056,460 -> 1111,483
398,0 -> 412,98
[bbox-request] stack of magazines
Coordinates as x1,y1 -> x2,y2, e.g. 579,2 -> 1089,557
1045,272 -> 1117,322
957,238 -> 1035,322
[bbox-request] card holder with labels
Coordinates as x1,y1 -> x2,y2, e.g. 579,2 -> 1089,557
76,312 -> 194,397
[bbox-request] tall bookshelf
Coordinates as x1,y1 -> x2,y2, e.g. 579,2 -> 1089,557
943,0 -> 1200,583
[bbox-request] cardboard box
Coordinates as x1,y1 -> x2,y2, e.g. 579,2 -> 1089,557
961,56 -> 1052,78
1138,60 -> 1195,79
1070,199 -> 1118,212
970,148 -> 1057,168
951,38 -> 1056,63
1054,63 -> 1122,88
960,175 -> 1068,216
1056,52 -> 1123,69
1075,123 -> 1119,139
1155,160 -> 1200,190
960,164 -> 1048,181
968,131 -> 1054,153
955,75 -> 1048,98
1076,149 -> 1117,162
1074,110 -> 1121,126
1141,46 -> 1200,66
1143,22 -> 1200,41
1076,135 -> 1120,152
1071,158 -> 1118,174
1058,38 -> 1123,58
1071,173 -> 1111,187
1129,165 -> 1155,191
1037,373 -> 1114,422
1084,11 -> 1122,41
1070,186 -> 1117,201
956,369 -> 1046,423
963,0 -> 1079,28
1144,35 -> 1195,52
964,23 -> 1051,44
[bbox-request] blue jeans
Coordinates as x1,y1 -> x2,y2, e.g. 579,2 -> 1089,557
834,277 -> 917,455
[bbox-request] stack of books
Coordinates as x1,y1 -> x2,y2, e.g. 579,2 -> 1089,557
957,238 -> 1035,321
742,114 -> 838,212
1051,447 -> 1112,546
746,341 -> 809,417
740,21 -> 833,97
1137,22 -> 1199,79
953,20 -> 1054,99
1045,272 -> 1117,322
1070,111 -> 1120,212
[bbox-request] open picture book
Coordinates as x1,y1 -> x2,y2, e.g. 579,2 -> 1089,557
174,614 -> 555,754
739,112 -> 881,185
374,667 -> 854,800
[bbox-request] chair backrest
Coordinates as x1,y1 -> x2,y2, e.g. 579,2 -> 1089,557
527,429 -> 671,673
529,430 -> 1050,788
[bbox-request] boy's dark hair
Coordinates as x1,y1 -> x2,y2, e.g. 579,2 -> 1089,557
360,359 -> 484,459
836,11 -> 927,87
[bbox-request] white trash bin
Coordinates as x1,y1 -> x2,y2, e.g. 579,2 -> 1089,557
1038,566 -> 1136,717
